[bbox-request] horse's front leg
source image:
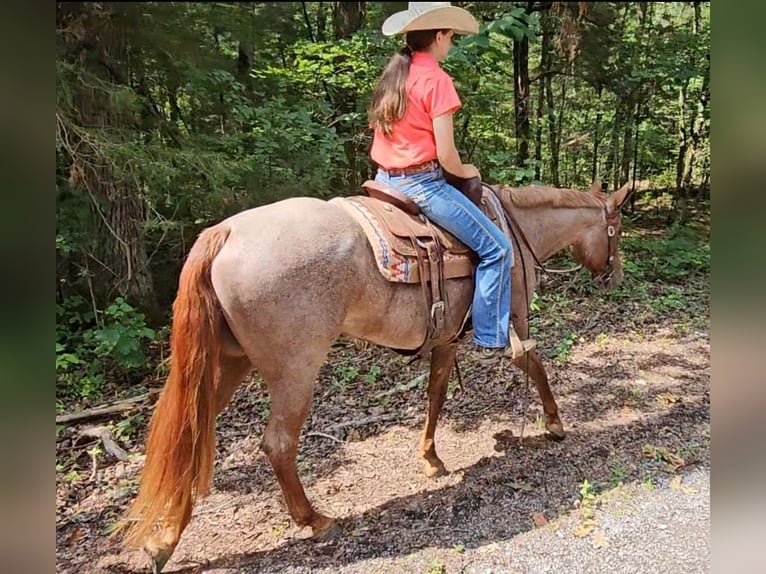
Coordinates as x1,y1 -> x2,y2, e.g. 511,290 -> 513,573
419,343 -> 457,478
511,318 -> 566,440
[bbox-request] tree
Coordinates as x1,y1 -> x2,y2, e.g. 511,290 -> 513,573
57,2 -> 157,315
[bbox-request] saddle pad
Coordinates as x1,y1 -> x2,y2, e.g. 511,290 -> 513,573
331,196 -> 474,284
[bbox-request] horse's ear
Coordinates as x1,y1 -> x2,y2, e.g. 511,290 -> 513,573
588,179 -> 603,195
610,179 -> 652,210
609,182 -> 632,210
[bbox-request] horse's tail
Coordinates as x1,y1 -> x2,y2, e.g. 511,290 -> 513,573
119,224 -> 231,549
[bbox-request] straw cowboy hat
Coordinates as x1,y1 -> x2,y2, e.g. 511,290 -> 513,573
382,2 -> 480,37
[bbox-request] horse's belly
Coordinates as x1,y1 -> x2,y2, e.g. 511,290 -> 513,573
340,279 -> 429,350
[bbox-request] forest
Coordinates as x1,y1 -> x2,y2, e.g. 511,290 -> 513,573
56,4 -> 709,572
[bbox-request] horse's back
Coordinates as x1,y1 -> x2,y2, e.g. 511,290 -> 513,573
208,197 -> 370,339
218,196 -> 362,260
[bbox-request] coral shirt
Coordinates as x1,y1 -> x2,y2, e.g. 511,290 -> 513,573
370,51 -> 462,170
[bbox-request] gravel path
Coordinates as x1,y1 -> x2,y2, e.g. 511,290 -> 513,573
501,466 -> 710,574
205,465 -> 709,574
288,466 -> 710,574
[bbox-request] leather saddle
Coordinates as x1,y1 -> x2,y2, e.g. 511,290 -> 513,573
361,171 -> 484,216
334,172 -> 505,357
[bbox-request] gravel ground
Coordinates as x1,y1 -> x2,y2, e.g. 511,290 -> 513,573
502,466 -> 710,574
294,466 -> 710,574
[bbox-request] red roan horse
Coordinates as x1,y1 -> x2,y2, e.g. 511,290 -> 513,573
119,180 -> 631,572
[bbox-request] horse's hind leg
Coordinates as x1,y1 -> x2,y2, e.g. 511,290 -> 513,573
420,343 -> 458,478
143,352 -> 253,573
258,345 -> 338,540
213,352 -> 253,414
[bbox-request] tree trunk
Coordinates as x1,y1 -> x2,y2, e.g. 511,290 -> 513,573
630,101 -> 641,212
591,84 -> 603,184
534,81 -> 544,181
332,2 -> 366,189
236,3 -> 254,92
333,2 -> 365,39
513,7 -> 531,167
58,2 -> 157,315
675,79 -> 690,221
610,102 -> 623,192
317,1 -> 327,41
545,74 -> 560,187
542,6 -> 560,187
683,2 -> 709,193
459,78 -> 479,153
237,40 -> 253,89
536,10 -> 553,181
620,102 -> 634,187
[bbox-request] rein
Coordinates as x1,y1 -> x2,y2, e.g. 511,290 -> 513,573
488,183 -> 558,284
481,182 -> 535,440
537,264 -> 583,274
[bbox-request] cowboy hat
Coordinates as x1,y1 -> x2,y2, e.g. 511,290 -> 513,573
382,2 -> 480,37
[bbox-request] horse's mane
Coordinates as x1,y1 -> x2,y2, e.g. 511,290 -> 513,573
493,184 -> 605,210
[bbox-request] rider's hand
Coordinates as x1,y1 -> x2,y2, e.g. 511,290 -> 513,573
462,164 -> 481,181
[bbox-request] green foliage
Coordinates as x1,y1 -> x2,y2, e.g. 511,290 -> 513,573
426,558 -> 447,574
332,364 -> 360,391
620,223 -> 710,284
56,296 -> 158,400
365,365 -> 382,385
578,478 -> 599,518
552,331 -> 580,365
114,413 -> 146,442
55,1 -> 710,408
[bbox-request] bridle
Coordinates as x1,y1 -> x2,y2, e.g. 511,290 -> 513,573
493,185 -> 621,287
592,205 -> 621,287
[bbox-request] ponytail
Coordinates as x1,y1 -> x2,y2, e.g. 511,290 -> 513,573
367,47 -> 413,137
368,29 -> 449,137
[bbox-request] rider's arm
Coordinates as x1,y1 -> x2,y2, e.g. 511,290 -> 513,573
433,112 -> 480,180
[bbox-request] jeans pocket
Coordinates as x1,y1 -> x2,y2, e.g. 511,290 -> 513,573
408,191 -> 431,215
394,177 -> 431,215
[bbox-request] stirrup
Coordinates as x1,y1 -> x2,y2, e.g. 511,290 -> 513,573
508,328 -> 535,359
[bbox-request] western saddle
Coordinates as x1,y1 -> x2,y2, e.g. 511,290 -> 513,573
332,171 -> 512,358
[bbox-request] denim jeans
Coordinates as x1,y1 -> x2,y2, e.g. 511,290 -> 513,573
375,167 -> 512,348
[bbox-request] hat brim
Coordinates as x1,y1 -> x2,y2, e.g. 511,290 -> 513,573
382,6 -> 480,37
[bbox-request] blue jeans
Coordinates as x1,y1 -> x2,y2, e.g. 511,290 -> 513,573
375,167 -> 512,348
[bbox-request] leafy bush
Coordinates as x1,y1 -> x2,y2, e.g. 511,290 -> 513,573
620,223 -> 709,283
56,295 -> 158,401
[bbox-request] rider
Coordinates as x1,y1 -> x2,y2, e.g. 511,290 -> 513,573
368,2 -> 535,364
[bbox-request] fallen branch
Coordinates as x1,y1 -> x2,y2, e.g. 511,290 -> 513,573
325,413 -> 404,433
56,391 -> 157,424
306,431 -> 344,444
79,425 -> 129,461
374,373 -> 427,400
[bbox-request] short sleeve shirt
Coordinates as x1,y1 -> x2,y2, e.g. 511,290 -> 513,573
370,51 -> 462,170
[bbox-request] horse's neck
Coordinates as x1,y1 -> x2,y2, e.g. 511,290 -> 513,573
516,205 -> 601,261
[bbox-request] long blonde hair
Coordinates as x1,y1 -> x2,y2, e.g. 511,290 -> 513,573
368,29 -> 448,137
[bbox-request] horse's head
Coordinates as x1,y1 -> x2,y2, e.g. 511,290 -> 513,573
569,181 -> 632,290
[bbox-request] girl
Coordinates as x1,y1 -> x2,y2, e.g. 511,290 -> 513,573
368,2 -> 535,364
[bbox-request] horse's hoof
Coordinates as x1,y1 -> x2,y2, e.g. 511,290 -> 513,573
144,531 -> 178,574
312,520 -> 340,542
145,547 -> 171,574
546,422 -> 566,441
423,461 -> 449,479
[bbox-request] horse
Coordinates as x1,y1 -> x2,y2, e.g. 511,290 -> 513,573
119,179 -> 632,572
